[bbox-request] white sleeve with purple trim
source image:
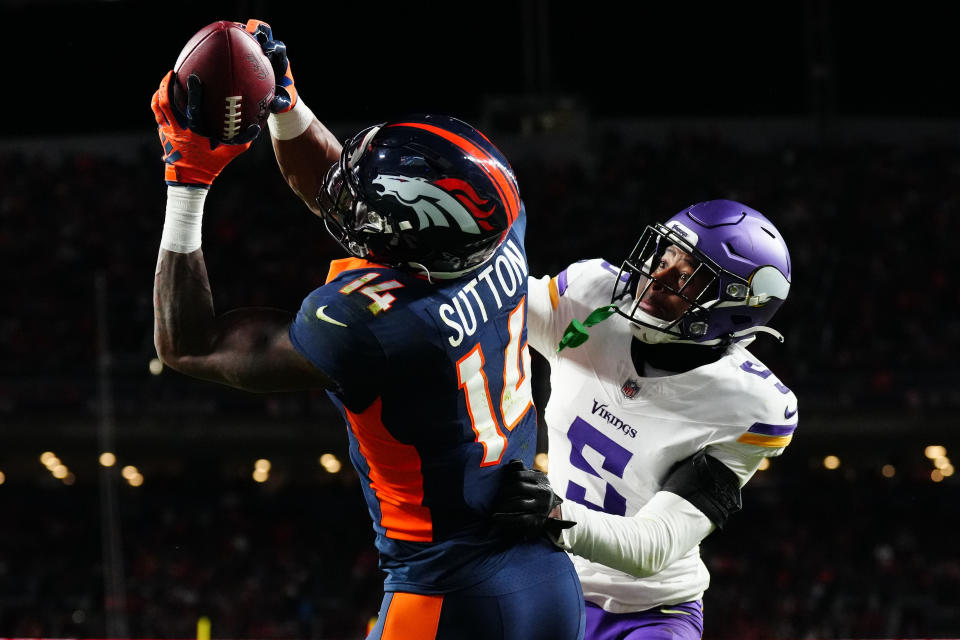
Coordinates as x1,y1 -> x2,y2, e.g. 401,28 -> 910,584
527,258 -> 625,359
535,260 -> 799,613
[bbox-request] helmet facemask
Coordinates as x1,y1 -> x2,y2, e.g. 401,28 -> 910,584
614,223 -> 727,344
316,126 -> 385,260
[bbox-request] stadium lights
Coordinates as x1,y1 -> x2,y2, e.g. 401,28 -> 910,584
39,452 -> 74,484
99,452 -> 117,467
0,470 -> 5,485
40,451 -> 68,481
823,455 -> 840,470
925,445 -> 947,459
253,459 -> 272,482
120,465 -> 144,486
319,453 -> 341,474
925,449 -> 954,481
149,358 -> 164,375
881,464 -> 896,478
757,458 -> 770,471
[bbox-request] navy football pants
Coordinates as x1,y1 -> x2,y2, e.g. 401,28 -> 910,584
367,540 -> 584,640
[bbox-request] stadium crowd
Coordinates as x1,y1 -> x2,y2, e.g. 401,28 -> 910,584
3,128 -> 958,418
2,449 -> 957,638
2,125 -> 959,637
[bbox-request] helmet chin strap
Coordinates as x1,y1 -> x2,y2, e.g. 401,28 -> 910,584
408,261 -> 434,284
629,302 -> 785,346
406,261 -> 489,282
673,325 -> 783,347
560,304 -> 784,352
731,325 -> 784,343
626,307 -> 681,345
558,303 -> 687,352
629,322 -> 680,345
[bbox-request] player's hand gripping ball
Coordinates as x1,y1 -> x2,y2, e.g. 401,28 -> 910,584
172,20 -> 275,143
243,19 -> 298,114
152,71 -> 252,186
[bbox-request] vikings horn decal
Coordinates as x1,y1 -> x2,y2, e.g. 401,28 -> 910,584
373,175 -> 496,234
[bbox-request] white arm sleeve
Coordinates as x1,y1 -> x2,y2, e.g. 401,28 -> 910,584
706,440 -> 785,486
559,491 -> 715,578
526,261 -> 619,358
526,274 -> 561,358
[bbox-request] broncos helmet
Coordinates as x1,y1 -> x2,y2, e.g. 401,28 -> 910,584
613,199 -> 792,346
317,114 -> 521,278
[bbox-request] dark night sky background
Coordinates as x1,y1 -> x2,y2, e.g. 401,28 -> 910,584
3,0 -> 958,138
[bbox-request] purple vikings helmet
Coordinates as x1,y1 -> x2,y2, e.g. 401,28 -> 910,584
317,114 -> 521,278
613,199 -> 792,345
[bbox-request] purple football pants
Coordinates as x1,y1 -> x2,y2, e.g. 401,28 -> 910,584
584,600 -> 703,640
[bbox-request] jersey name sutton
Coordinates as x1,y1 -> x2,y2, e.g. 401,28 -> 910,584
290,213 -> 538,594
527,259 -> 799,613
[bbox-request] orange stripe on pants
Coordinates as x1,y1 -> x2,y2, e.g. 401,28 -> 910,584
382,592 -> 444,640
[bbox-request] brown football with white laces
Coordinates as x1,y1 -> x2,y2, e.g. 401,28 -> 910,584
171,21 -> 275,143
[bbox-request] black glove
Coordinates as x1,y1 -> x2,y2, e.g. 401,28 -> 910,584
244,19 -> 298,113
491,459 -> 576,545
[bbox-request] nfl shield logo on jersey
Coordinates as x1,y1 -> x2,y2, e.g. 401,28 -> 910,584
621,379 -> 640,399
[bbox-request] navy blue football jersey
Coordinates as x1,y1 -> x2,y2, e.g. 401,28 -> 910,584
290,210 -> 539,593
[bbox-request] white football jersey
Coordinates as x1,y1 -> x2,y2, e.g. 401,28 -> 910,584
527,259 -> 798,613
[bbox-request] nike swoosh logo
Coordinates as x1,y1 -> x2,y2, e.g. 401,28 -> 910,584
316,305 -> 347,327
784,406 -> 798,419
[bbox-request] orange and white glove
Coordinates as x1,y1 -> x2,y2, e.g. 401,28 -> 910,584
151,70 -> 252,187
152,71 -> 252,253
244,19 -> 316,140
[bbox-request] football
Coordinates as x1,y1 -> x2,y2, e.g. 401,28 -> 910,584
172,21 -> 275,143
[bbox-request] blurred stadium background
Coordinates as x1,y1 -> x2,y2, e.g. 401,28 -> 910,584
2,0 -> 959,638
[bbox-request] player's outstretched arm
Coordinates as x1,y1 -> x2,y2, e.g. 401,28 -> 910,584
272,119 -> 342,216
559,491 -> 715,578
245,19 -> 343,215
151,70 -> 332,393
559,450 -> 742,577
492,454 -> 739,577
154,250 -> 329,392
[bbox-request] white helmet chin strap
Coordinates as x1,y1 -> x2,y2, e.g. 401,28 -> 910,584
562,301 -> 785,352
730,325 -> 784,343
626,308 -> 681,345
692,325 -> 783,346
628,323 -> 679,345
627,307 -> 784,346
